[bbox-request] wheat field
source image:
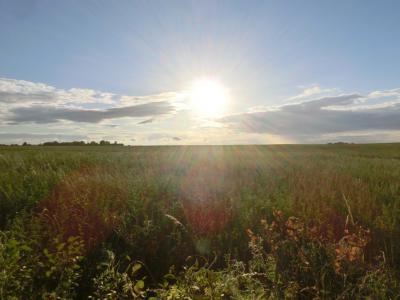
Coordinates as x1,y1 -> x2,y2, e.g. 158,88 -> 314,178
1,144 -> 399,298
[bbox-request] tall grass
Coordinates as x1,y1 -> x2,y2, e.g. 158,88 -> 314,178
0,144 -> 399,298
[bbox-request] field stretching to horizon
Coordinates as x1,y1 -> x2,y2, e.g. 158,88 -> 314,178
1,144 -> 400,299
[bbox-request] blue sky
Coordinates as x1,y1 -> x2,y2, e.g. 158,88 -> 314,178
1,0 -> 400,144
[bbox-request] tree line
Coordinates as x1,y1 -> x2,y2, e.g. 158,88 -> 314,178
7,140 -> 125,146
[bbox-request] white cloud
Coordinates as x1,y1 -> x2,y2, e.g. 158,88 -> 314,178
287,85 -> 337,101
368,88 -> 400,99
2,76 -> 400,144
0,77 -> 117,105
218,89 -> 400,143
0,77 -> 185,125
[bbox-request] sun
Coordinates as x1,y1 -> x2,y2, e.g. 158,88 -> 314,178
189,78 -> 229,117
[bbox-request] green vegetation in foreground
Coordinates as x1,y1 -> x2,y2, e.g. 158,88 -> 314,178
0,144 -> 400,299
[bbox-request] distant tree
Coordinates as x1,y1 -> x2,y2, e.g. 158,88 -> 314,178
43,141 -> 59,146
39,140 -> 123,146
71,141 -> 86,146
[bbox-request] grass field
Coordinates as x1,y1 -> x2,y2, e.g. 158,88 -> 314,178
1,144 -> 400,299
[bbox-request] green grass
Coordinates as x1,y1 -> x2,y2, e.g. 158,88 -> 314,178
0,144 -> 399,298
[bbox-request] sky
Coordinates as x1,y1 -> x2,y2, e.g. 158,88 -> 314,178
1,0 -> 400,145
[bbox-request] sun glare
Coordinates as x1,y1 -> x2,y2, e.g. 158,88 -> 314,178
189,78 -> 229,117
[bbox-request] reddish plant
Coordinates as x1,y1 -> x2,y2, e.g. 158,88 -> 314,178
182,198 -> 232,237
38,168 -> 128,251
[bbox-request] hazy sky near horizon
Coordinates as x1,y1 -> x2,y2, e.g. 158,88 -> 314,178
1,0 -> 400,144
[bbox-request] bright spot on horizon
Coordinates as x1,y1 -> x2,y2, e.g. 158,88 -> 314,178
189,78 -> 230,117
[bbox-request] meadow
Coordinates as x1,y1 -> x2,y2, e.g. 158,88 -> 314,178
0,144 -> 399,299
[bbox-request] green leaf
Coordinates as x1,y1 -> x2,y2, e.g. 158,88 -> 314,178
134,280 -> 144,293
164,273 -> 177,281
131,263 -> 142,275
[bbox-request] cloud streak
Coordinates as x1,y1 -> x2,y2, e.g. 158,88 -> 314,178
0,78 -> 117,105
2,76 -> 400,144
218,92 -> 400,141
287,85 -> 337,101
0,77 -> 183,124
7,101 -> 176,124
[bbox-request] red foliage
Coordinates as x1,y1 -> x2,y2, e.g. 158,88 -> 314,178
37,168 -> 128,251
182,198 -> 231,237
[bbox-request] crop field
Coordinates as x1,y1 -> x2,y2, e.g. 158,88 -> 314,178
0,144 -> 400,299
